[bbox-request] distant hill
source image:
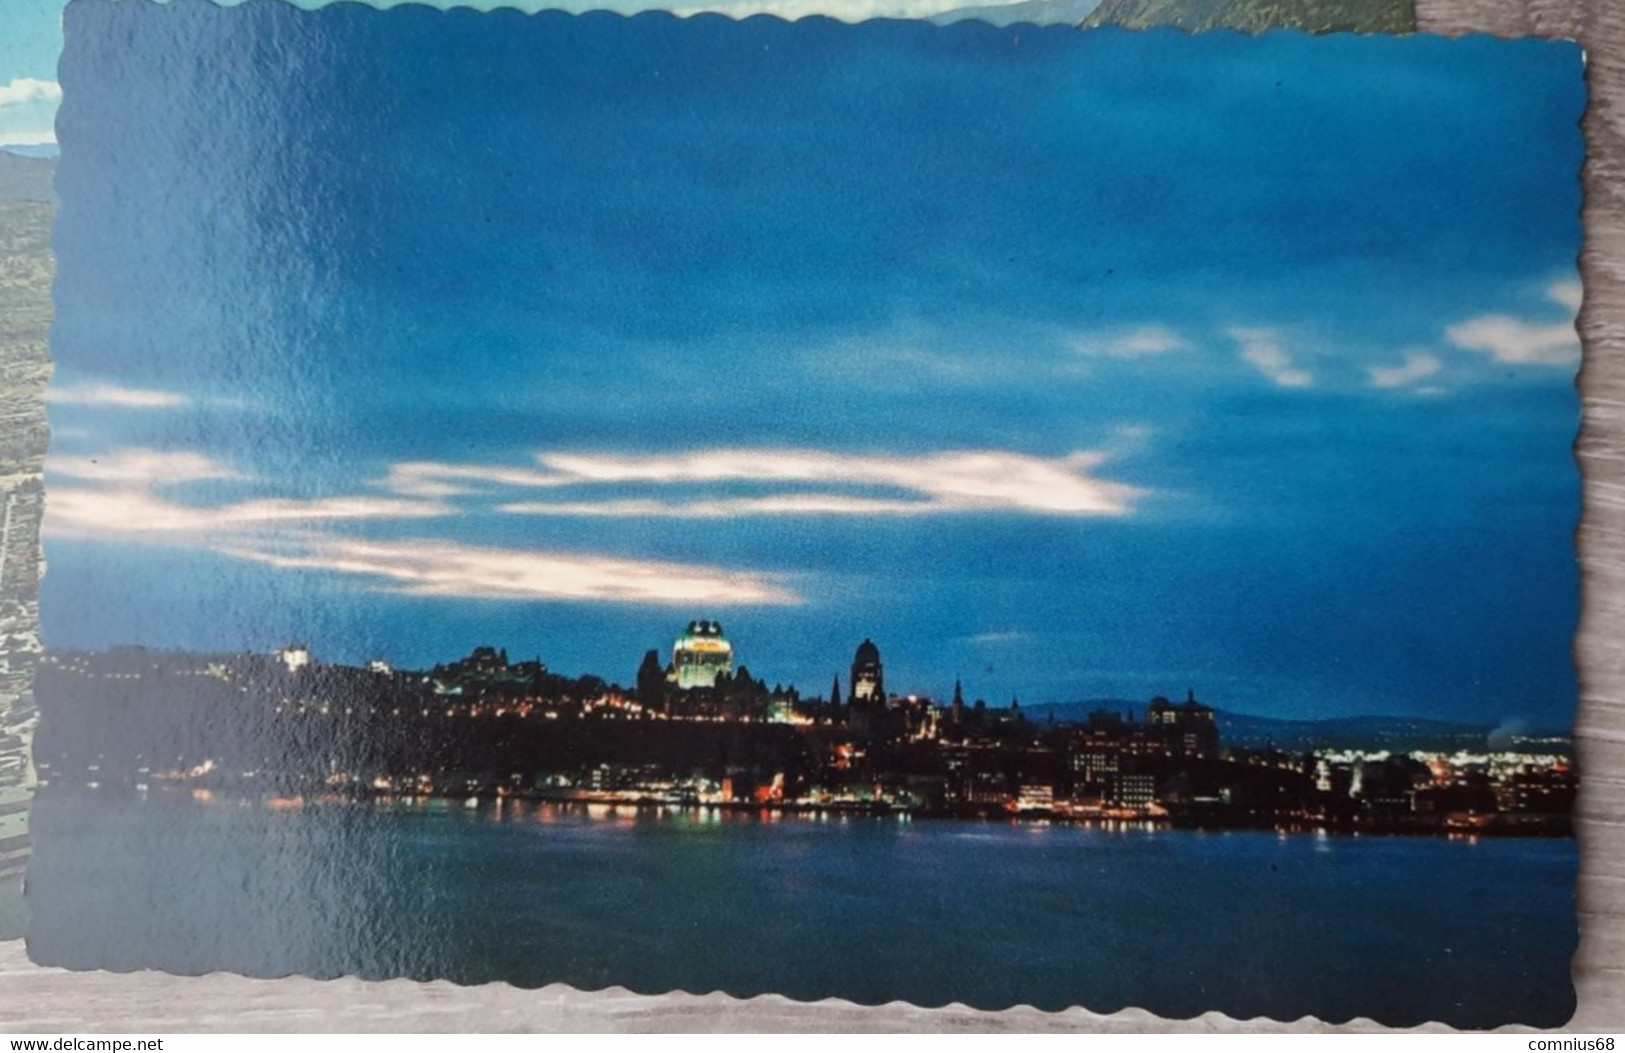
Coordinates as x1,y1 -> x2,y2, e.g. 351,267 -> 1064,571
0,151 -> 54,204
1211,711 -> 1493,753
1022,699 -> 1565,754
1023,699 -> 1141,725
1077,0 -> 1414,32
930,0 -> 1102,26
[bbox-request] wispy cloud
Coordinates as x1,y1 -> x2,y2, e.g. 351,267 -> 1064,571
383,461 -> 568,499
1446,281 -> 1581,367
1447,317 -> 1579,366
805,341 -> 1016,390
966,630 -> 1027,645
390,447 -> 1144,518
1368,350 -> 1443,390
45,486 -> 450,540
1071,326 -> 1188,358
45,382 -> 191,409
223,537 -> 800,606
543,449 -> 1137,514
49,448 -> 240,486
1548,278 -> 1583,313
45,447 -> 801,607
45,448 -> 447,539
1230,328 -> 1313,388
857,348 -> 986,383
0,78 -> 60,109
499,494 -> 934,518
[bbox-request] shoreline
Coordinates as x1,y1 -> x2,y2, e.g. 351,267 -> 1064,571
32,781 -> 1576,839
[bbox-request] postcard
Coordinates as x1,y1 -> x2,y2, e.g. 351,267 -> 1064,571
0,0 -> 1422,949
25,0 -> 1582,1027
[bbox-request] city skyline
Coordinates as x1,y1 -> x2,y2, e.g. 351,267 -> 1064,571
33,628 -> 1578,844
40,629 -> 1582,743
44,6 -> 1584,726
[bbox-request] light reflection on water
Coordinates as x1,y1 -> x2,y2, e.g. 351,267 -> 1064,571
24,789 -> 1577,1028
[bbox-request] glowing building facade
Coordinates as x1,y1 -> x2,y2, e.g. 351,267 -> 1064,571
673,619 -> 734,689
277,644 -> 310,674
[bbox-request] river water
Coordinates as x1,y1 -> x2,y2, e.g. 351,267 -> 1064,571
22,791 -> 1577,1027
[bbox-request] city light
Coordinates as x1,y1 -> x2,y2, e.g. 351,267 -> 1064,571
29,627 -> 1577,836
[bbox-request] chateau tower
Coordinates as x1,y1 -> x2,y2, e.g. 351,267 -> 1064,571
673,619 -> 733,689
850,638 -> 883,704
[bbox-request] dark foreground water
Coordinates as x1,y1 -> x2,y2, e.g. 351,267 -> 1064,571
24,792 -> 1576,1026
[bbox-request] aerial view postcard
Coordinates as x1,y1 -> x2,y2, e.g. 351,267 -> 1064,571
27,0 -> 1581,1027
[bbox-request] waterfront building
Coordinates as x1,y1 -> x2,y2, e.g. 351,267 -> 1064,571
1147,689 -> 1219,757
1017,784 -> 1055,813
430,646 -> 544,694
1071,746 -> 1121,787
673,620 -> 733,690
1503,763 -> 1578,814
277,644 -> 310,674
1112,772 -> 1157,810
443,646 -> 507,678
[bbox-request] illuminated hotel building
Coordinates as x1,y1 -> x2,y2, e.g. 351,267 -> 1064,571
277,644 -> 310,674
673,620 -> 734,689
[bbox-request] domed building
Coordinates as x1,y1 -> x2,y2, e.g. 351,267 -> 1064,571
850,638 -> 883,704
672,619 -> 733,690
847,638 -> 885,735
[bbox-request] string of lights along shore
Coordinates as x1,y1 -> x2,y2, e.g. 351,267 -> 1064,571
33,618 -> 1576,835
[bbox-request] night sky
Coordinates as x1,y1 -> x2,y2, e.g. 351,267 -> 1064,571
45,2 -> 1584,725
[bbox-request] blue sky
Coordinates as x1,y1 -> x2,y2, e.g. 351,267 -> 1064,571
44,3 -> 1583,725
0,0 -> 1115,146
